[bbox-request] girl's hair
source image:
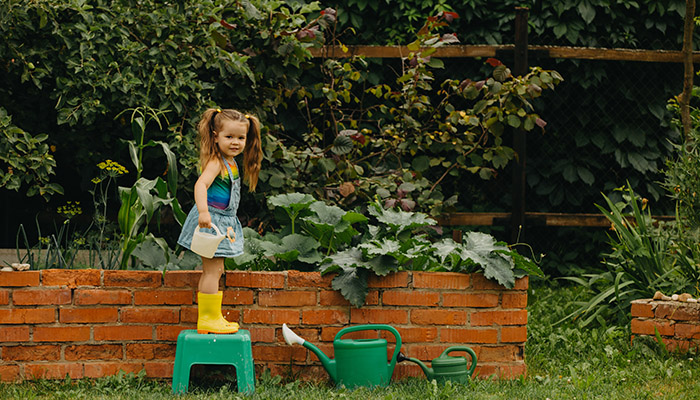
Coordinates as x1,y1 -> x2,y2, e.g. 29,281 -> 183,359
197,108 -> 263,191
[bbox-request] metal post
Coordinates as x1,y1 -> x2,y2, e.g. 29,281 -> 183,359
511,7 -> 529,243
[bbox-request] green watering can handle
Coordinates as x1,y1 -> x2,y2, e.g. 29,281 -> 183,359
441,346 -> 478,377
335,324 -> 402,374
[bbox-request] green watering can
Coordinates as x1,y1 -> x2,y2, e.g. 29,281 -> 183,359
397,346 -> 477,384
282,323 -> 401,389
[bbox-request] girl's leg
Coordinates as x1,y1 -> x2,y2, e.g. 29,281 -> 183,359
196,256 -> 238,334
199,256 -> 224,293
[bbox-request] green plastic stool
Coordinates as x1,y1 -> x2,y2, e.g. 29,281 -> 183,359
172,329 -> 255,395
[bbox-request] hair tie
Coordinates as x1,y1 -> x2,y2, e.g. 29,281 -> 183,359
244,114 -> 250,119
216,108 -> 222,113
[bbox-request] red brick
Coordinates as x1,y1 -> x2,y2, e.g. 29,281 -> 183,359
395,327 -> 438,343
226,271 -> 285,288
443,293 -> 499,308
84,362 -> 144,378
471,274 -> 508,290
367,271 -> 409,288
413,272 -> 469,289
242,309 -> 299,325
180,307 -> 197,323
474,363 -> 498,378
253,345 -> 306,362
222,289 -> 254,305
221,308 -> 240,322
402,344 -> 450,361
94,325 -> 153,341
126,343 -> 176,360
25,363 -> 83,380
133,289 -> 193,305
514,276 -> 529,290
319,290 -> 378,306
155,325 -> 190,341
163,271 -> 201,287
33,326 -> 90,342
302,309 -> 349,325
655,303 -> 700,321
104,270 -> 161,288
383,290 -> 439,306
3,345 -> 60,361
411,309 -> 467,325
501,326 -> 528,343
675,323 -> 700,339
0,326 -> 30,342
60,307 -> 118,323
502,292 -> 528,309
259,290 -> 316,307
0,308 -> 55,324
12,288 -> 71,305
471,310 -> 528,326
0,290 -> 9,305
631,301 -> 655,318
0,365 -> 21,382
499,362 -> 527,378
248,327 -> 276,343
65,344 -> 122,360
631,318 -> 675,336
393,363 -> 424,380
288,271 -> 333,288
74,289 -> 132,305
0,271 -> 40,287
442,328 -> 498,343
350,309 -> 409,325
478,345 -> 519,362
42,269 -> 101,287
121,308 -> 179,323
144,362 -> 173,378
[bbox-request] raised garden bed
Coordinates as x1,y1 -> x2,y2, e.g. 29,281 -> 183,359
0,269 -> 528,382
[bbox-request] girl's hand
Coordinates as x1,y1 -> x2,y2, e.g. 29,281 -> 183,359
198,211 -> 212,228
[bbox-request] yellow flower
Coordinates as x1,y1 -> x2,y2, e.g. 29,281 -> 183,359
91,177 -> 102,184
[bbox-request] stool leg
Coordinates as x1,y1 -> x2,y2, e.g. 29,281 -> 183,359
236,362 -> 255,394
172,361 -> 192,394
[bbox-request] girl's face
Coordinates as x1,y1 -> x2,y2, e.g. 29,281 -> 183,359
214,119 -> 248,161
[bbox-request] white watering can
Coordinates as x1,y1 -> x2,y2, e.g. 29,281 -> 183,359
190,223 -> 226,258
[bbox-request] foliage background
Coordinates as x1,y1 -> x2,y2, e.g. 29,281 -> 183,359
1,0 -> 695,278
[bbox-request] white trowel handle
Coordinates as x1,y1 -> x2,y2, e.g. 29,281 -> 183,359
282,323 -> 306,346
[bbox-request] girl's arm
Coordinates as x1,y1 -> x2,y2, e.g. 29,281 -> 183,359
194,159 -> 220,228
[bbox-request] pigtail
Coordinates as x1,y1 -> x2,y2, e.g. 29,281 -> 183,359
243,114 -> 263,192
197,108 -> 222,172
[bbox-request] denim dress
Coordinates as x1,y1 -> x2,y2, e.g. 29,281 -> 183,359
177,158 -> 244,258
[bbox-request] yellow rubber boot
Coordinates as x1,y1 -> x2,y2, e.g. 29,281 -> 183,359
197,292 -> 239,334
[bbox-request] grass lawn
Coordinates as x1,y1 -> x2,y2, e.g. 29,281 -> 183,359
1,284 -> 699,399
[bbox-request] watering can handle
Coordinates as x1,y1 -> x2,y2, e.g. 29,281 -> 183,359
441,346 -> 478,377
198,223 -> 222,236
335,324 -> 402,373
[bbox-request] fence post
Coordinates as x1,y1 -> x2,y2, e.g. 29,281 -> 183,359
511,7 -> 529,243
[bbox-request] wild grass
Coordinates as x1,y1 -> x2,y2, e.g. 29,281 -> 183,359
1,284 -> 699,399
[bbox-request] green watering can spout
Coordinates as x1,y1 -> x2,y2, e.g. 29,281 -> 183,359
397,352 -> 434,380
282,323 -> 337,382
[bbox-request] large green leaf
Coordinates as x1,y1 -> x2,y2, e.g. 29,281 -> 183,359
331,266 -> 369,308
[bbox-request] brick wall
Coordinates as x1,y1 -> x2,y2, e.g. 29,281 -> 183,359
0,269 -> 528,382
631,299 -> 700,352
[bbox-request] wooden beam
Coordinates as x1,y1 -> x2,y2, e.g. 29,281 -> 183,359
436,212 -> 674,228
309,45 -> 700,63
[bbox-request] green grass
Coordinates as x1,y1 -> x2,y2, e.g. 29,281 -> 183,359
2,284 -> 699,399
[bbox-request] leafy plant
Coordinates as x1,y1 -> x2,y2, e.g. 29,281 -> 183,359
561,183 -> 696,327
231,192 -> 542,307
0,107 -> 63,200
116,106 -> 186,269
265,12 -> 562,217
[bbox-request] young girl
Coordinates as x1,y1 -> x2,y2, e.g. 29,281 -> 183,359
177,108 -> 262,334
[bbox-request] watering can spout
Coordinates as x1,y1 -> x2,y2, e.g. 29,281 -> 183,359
282,323 -> 337,382
397,352 -> 434,380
